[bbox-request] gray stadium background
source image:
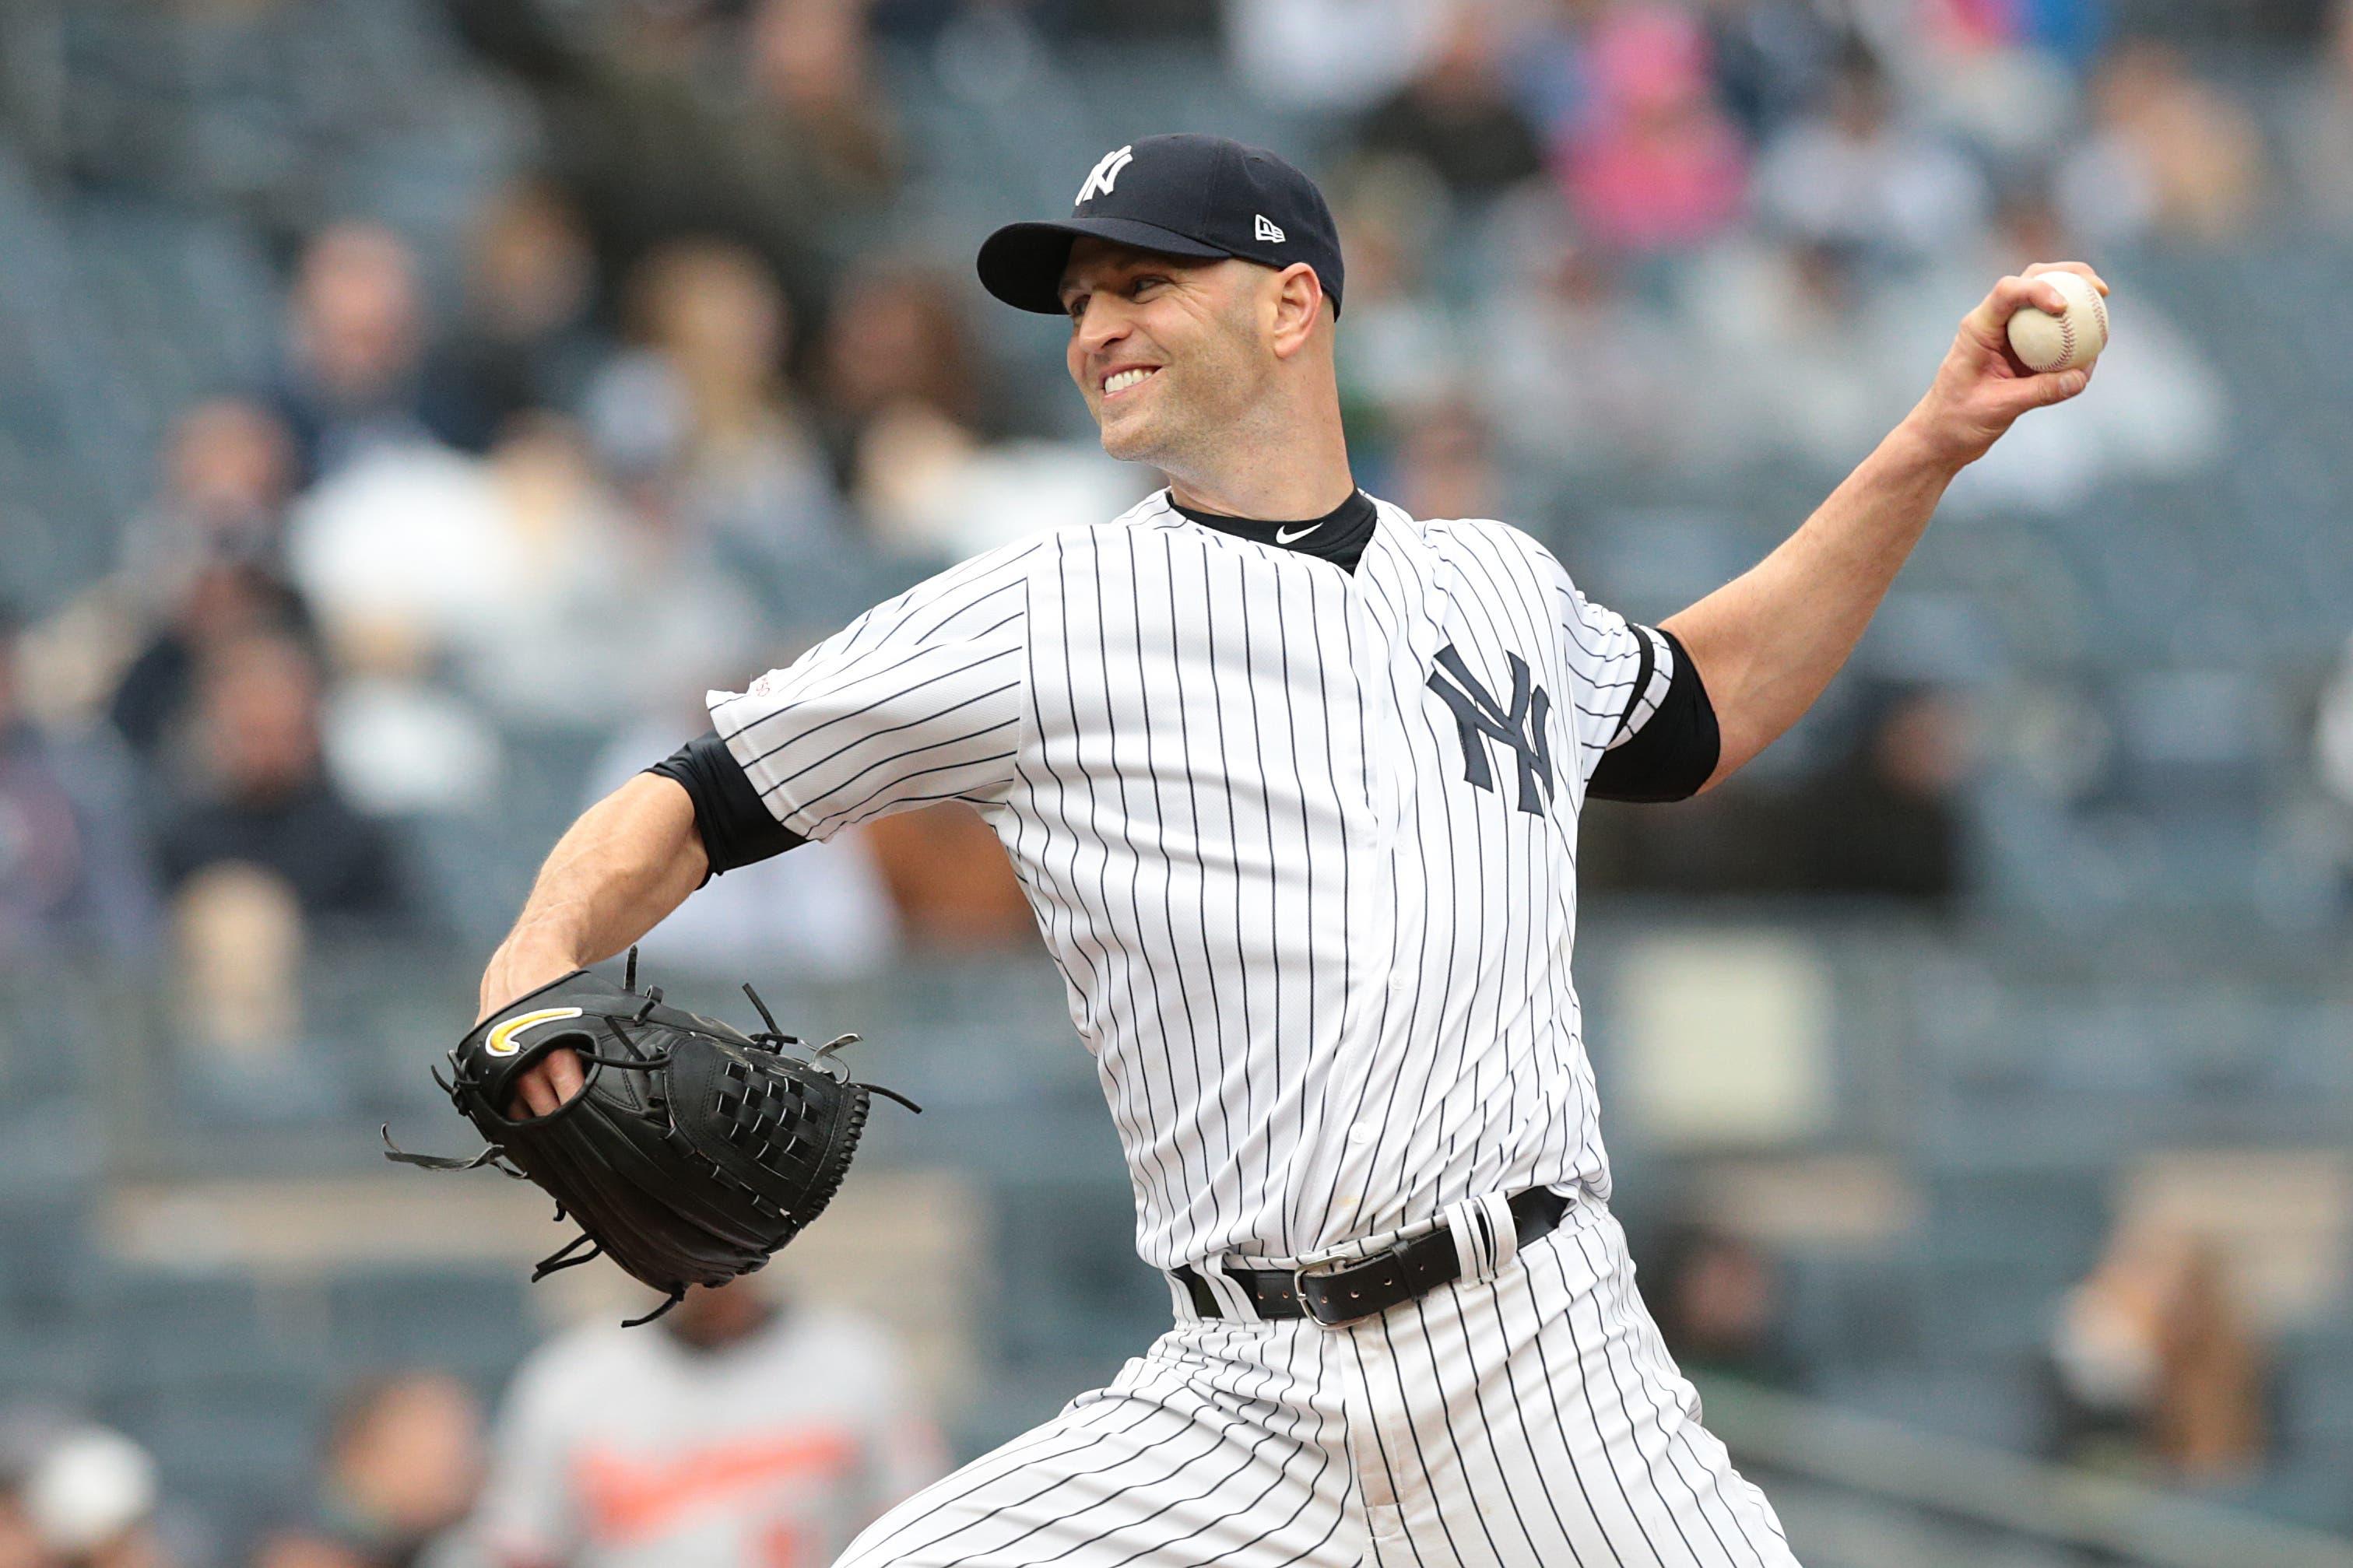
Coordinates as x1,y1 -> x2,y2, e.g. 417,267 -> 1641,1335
0,0 -> 2349,1564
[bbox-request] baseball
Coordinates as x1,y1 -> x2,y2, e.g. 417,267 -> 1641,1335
2005,270 -> 2109,374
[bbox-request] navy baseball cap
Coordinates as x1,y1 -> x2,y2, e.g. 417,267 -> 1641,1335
978,134 -> 1345,317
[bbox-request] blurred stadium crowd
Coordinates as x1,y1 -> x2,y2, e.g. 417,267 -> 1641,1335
1,0 -> 2351,1563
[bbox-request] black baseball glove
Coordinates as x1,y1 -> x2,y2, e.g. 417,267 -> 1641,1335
385,955 -> 916,1324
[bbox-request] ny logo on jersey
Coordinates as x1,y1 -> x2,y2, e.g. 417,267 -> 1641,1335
1076,146 -> 1135,205
1428,645 -> 1554,815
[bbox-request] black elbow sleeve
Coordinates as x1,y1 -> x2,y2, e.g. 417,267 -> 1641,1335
1587,627 -> 1720,804
646,731 -> 806,875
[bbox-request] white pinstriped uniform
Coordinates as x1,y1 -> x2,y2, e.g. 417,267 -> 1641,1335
711,493 -> 1798,1566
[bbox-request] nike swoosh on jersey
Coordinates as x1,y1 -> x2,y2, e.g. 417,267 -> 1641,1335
1273,524 -> 1321,544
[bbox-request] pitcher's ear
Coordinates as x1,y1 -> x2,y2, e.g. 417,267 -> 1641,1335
1269,263 -> 1326,358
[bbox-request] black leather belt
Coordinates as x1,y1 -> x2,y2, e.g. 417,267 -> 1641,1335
1171,1187 -> 1572,1328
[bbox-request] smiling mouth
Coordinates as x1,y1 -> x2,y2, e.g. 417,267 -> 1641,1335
1102,367 -> 1158,398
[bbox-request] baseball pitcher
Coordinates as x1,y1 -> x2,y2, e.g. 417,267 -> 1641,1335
447,135 -> 2102,1566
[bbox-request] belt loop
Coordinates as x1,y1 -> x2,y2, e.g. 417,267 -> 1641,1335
1194,1255 -> 1262,1322
1442,1191 -> 1520,1288
1442,1196 -> 1486,1286
1480,1189 -> 1520,1276
1168,1266 -> 1216,1321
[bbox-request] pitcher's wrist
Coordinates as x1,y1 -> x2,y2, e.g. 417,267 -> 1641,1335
1888,407 -> 1975,484
479,929 -> 588,1020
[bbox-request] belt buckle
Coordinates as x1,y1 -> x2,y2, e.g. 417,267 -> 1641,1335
1291,1253 -> 1385,1329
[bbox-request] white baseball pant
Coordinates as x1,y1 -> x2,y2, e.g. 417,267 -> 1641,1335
833,1196 -> 1799,1567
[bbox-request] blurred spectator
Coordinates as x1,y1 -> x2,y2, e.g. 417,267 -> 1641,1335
251,1531 -> 369,1568
278,437 -> 529,816
0,1487 -> 34,1568
1498,0 -> 1591,140
1477,201 -> 1684,476
316,1374 -> 483,1568
2288,0 -> 2353,233
176,862 -> 307,1077
249,1373 -> 483,1568
813,264 -> 1126,560
1327,159 -> 1461,444
1556,3 -> 1751,254
584,240 -> 857,607
1912,0 -> 2105,69
1680,234 -> 1905,472
815,267 -> 990,476
863,806 -> 1038,950
1388,397 -> 1504,524
286,415 -> 752,741
2055,40 -> 2267,247
583,704 -> 900,980
0,1411 -> 57,1568
270,225 -> 473,485
154,633 -> 410,926
1703,0 -> 1845,143
428,184 -> 610,454
2046,1222 -> 2270,1482
20,1428 -> 165,1568
1651,1224 -> 1800,1389
108,561 -> 315,766
1356,2 -> 1548,209
282,446 -> 508,675
1586,682 -> 1970,900
1752,38 -> 1989,272
476,1280 -> 944,1568
446,0 -> 898,307
114,401 -> 300,618
0,606 -> 161,962
1797,684 -> 1970,904
1222,0 -> 1449,113
95,399 -> 309,761
850,417 -> 1147,560
746,0 -> 901,193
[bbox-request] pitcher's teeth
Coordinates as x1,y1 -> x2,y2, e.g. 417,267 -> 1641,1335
1105,369 -> 1153,395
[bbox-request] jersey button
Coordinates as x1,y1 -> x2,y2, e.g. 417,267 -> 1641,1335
1347,1123 -> 1378,1145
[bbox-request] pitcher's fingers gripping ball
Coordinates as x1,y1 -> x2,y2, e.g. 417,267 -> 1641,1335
2006,266 -> 2109,374
385,955 -> 918,1324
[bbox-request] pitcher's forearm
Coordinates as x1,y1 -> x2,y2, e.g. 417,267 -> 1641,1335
479,773 -> 709,1016
1663,418 -> 1957,785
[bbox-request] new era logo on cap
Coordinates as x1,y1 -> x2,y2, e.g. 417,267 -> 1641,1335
977,134 -> 1345,317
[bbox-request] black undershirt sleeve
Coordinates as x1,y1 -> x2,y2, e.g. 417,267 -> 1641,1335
646,731 -> 806,875
1586,626 -> 1721,804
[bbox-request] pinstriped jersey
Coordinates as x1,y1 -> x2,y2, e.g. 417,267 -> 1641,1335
710,491 -> 1674,1272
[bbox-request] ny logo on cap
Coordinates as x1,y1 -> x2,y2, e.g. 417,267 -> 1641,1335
1076,146 -> 1134,205
1255,214 -> 1286,243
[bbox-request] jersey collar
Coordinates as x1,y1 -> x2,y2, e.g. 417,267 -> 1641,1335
1164,488 -> 1378,573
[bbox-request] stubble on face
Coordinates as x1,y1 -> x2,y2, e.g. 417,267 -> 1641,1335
1061,246 -> 1272,473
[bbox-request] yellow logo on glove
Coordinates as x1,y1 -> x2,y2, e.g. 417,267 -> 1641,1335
484,1006 -> 585,1058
